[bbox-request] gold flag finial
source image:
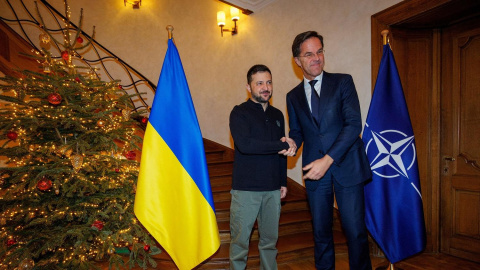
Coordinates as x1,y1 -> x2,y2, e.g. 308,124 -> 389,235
381,29 -> 389,45
166,25 -> 174,40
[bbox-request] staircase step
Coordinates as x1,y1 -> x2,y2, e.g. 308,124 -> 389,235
281,199 -> 310,213
212,189 -> 231,202
211,184 -> 231,193
207,160 -> 234,177
209,175 -> 232,187
205,149 -> 228,163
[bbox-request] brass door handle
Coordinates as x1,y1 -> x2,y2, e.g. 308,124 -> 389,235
444,156 -> 456,161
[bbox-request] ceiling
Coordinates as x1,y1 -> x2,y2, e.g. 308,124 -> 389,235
218,0 -> 277,14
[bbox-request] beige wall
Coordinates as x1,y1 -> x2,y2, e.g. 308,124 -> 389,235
1,0 -> 402,184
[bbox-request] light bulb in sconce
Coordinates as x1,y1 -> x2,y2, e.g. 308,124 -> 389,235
217,11 -> 226,27
230,7 -> 240,21
217,7 -> 239,37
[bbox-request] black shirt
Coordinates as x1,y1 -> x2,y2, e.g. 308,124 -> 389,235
229,99 -> 289,191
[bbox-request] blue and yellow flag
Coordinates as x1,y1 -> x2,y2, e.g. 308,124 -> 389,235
134,39 -> 220,269
362,44 -> 426,263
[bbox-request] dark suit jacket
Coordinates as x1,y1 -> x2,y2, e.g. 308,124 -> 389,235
286,71 -> 371,188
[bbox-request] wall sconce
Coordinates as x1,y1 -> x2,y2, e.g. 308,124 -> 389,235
217,7 -> 240,37
124,0 -> 141,9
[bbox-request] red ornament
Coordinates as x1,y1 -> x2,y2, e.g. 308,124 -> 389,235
48,93 -> 62,105
140,117 -> 148,125
61,50 -> 70,61
125,151 -> 136,160
37,177 -> 52,191
76,36 -> 84,44
118,85 -> 123,89
115,168 -> 120,173
6,238 -> 16,247
6,131 -> 18,140
75,77 -> 81,82
143,245 -> 150,252
91,220 -> 104,231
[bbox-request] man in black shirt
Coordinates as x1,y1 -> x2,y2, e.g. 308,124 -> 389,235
229,64 -> 296,269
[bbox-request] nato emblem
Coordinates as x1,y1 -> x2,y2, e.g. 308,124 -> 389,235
364,128 -> 416,179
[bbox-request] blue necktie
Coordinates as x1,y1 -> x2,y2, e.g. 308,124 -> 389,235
309,80 -> 319,122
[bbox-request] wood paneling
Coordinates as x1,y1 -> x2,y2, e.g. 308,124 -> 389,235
440,17 -> 480,262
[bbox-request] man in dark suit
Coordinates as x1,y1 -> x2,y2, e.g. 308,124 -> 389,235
286,31 -> 372,270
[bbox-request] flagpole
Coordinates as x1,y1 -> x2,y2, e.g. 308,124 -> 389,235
374,30 -> 403,270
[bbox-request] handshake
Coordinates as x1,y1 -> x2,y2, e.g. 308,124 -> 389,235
278,137 -> 297,156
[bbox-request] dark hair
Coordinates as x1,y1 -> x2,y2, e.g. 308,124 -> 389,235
292,31 -> 324,57
247,64 -> 271,84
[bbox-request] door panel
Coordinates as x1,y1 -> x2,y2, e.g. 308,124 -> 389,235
441,18 -> 480,263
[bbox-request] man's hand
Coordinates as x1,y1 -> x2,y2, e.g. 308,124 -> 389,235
302,154 -> 334,180
280,186 -> 288,199
278,137 -> 297,156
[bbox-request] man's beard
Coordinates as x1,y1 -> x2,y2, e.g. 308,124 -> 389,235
252,92 -> 271,103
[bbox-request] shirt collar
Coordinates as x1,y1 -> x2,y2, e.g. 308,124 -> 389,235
303,72 -> 324,90
247,99 -> 269,110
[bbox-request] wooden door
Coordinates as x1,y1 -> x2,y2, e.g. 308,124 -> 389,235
440,17 -> 480,263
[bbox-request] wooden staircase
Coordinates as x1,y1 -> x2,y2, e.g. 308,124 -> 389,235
0,20 -> 41,77
149,139 -> 347,269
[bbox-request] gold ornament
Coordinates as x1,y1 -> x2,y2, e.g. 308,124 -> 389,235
107,247 -> 115,254
55,189 -> 60,195
96,120 -> 105,127
71,154 -> 83,172
39,32 -> 50,44
0,217 -> 6,225
42,61 -> 51,73
56,145 -> 72,157
122,109 -> 131,121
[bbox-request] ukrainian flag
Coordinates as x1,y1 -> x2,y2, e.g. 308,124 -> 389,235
134,38 -> 220,269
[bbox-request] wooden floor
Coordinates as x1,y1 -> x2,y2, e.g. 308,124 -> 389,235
276,252 -> 480,270
99,251 -> 480,269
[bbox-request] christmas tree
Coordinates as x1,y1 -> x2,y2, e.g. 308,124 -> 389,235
0,3 -> 159,270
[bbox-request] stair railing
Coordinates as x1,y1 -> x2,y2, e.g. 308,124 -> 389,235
0,0 -> 155,113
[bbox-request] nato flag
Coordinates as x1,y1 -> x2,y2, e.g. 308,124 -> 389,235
362,44 -> 426,263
